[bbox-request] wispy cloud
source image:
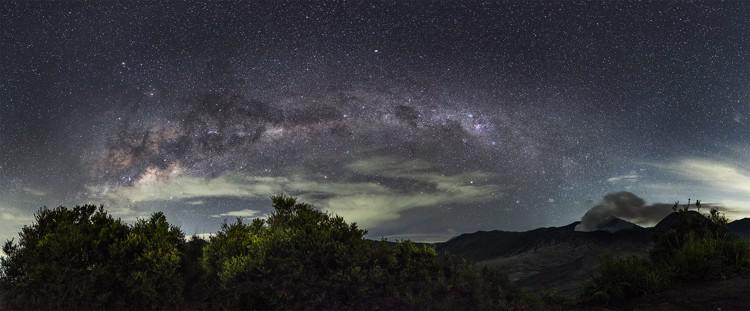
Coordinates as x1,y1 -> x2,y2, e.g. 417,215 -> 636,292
606,173 -> 640,183
0,204 -> 35,245
330,156 -> 502,226
210,209 -> 264,218
661,159 -> 750,194
91,174 -> 285,203
650,158 -> 750,219
22,187 -> 46,197
0,207 -> 33,224
90,156 -> 505,228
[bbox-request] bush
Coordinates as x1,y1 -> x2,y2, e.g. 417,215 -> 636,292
650,210 -> 727,264
582,208 -> 750,306
581,256 -> 667,304
117,212 -> 185,307
670,234 -> 750,281
516,289 -> 568,310
201,195 -> 371,309
1,196 -> 522,310
0,206 -> 186,309
652,209 -> 750,281
201,194 -> 515,310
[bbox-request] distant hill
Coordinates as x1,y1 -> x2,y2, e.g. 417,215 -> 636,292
437,220 -> 648,262
435,211 -> 749,296
436,219 -> 651,295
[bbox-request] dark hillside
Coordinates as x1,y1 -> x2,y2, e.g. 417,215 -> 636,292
436,221 -> 650,262
437,211 -> 750,297
652,211 -> 712,235
436,220 -> 652,295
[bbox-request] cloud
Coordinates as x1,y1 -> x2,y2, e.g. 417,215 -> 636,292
210,209 -> 264,218
22,187 -> 46,197
575,192 -> 675,231
0,207 -> 33,224
661,159 -> 750,194
0,204 -> 35,244
318,156 -> 502,226
92,156 -> 504,228
90,172 -> 285,203
651,158 -> 750,219
606,173 -> 640,183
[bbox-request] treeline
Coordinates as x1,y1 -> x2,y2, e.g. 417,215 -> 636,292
0,195 -> 524,310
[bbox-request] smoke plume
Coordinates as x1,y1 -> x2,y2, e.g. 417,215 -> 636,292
575,192 -> 674,231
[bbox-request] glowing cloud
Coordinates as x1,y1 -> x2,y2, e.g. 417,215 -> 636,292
210,209 -> 264,218
653,158 -> 750,219
91,156 -> 504,228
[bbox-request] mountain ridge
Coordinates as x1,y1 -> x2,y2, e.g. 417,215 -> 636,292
435,212 -> 749,296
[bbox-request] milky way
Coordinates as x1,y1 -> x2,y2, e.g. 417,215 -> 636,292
3,1 -> 750,241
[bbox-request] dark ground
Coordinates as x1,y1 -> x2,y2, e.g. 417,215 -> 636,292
569,275 -> 750,311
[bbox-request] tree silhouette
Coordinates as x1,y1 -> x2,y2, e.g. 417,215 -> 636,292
201,194 -> 513,310
0,206 -> 186,309
1,197 -> 517,310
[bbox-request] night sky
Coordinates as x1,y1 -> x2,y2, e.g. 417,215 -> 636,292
2,1 -> 750,242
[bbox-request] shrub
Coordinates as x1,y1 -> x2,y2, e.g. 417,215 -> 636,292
117,212 -> 186,307
201,194 -> 516,310
582,208 -> 750,306
1,197 -> 521,310
0,206 -> 186,310
670,234 -> 750,281
581,256 -> 666,304
652,208 -> 750,281
516,289 -> 568,310
650,211 -> 725,263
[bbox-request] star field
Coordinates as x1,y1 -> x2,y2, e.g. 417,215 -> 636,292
2,1 -> 750,241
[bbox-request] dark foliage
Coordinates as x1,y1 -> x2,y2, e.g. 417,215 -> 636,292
199,195 -> 515,310
0,196 -> 520,310
0,206 -> 185,309
653,209 -> 750,281
581,208 -> 750,305
581,256 -> 667,304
